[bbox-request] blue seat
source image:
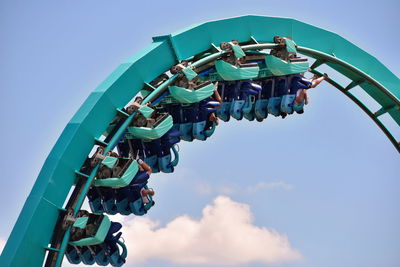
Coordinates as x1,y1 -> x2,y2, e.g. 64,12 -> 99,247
268,77 -> 287,117
143,155 -> 158,173
163,128 -> 182,146
280,94 -> 296,114
217,101 -> 232,121
93,245 -> 109,266
276,76 -> 294,114
242,82 -> 261,121
243,95 -> 256,121
216,82 -> 234,121
255,79 -> 274,120
99,188 -> 118,215
66,245 -> 81,264
166,104 -> 182,133
116,139 -> 131,158
230,99 -> 245,120
230,81 -> 261,120
128,185 -> 154,216
281,75 -> 311,114
155,129 -> 181,172
103,223 -> 126,267
197,67 -> 216,77
107,244 -> 125,267
79,246 -> 96,265
87,188 -> 104,214
230,82 -> 245,120
255,99 -> 269,120
179,105 -> 196,141
267,97 -> 282,116
115,187 -> 131,215
204,120 -> 216,137
193,100 -> 218,140
142,140 -> 160,173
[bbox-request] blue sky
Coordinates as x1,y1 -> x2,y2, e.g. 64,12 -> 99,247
0,1 -> 399,267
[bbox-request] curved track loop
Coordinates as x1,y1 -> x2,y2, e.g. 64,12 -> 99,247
1,15 -> 399,267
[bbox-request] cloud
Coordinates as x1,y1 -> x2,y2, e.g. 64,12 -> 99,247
194,183 -> 236,196
246,181 -> 294,193
119,196 -> 302,265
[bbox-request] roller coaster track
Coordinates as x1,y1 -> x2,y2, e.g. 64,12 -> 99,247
1,15 -> 399,267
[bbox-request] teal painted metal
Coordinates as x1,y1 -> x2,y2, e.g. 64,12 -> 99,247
72,217 -> 88,230
101,156 -> 118,169
265,55 -> 309,75
284,38 -> 297,53
232,44 -> 246,58
169,83 -> 215,103
93,160 -> 139,188
215,60 -> 260,80
1,15 -> 399,267
138,106 -> 154,118
69,216 -> 111,246
182,67 -> 197,80
126,115 -> 173,140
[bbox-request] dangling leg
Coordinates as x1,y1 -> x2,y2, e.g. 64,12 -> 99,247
310,73 -> 328,88
294,89 -> 307,105
213,87 -> 223,104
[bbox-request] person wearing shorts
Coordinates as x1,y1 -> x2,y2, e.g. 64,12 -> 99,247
291,73 -> 328,113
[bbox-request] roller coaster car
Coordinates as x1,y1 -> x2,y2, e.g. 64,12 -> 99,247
267,36 -> 309,76
215,41 -> 260,81
149,129 -> 180,173
115,169 -> 151,215
69,213 -> 110,246
95,167 -> 152,216
127,108 -> 173,140
66,213 -> 127,266
94,157 -> 140,188
169,60 -> 216,103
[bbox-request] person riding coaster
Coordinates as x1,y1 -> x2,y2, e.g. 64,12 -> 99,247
169,60 -> 216,104
86,148 -> 155,216
65,211 -> 127,267
114,158 -> 155,215
215,40 -> 260,81
127,104 -> 173,141
287,72 -> 328,114
192,99 -> 220,140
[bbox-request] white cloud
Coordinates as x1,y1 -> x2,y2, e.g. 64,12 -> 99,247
195,183 -> 236,196
119,196 -> 302,265
246,181 -> 294,193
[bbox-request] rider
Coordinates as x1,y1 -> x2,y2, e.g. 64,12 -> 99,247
291,73 -> 328,113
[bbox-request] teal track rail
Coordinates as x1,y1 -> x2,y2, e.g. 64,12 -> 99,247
1,15 -> 399,267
